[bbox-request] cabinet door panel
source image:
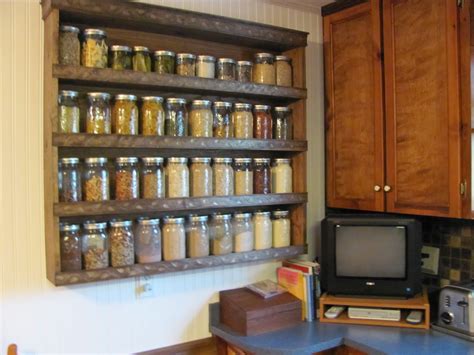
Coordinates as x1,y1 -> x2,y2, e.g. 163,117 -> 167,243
324,0 -> 385,211
383,0 -> 462,217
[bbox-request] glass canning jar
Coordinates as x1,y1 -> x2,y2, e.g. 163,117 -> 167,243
81,28 -> 108,68
273,107 -> 293,140
254,105 -> 273,139
58,90 -> 80,133
217,58 -> 236,80
236,60 -> 252,82
187,215 -> 210,258
60,223 -> 82,272
272,210 -> 291,248
253,211 -> 272,250
83,157 -> 109,201
272,158 -> 293,193
189,100 -> 213,137
213,101 -> 233,138
210,213 -> 233,256
253,53 -> 275,85
141,96 -> 165,136
196,55 -> 216,78
234,158 -> 253,195
132,46 -> 151,72
141,157 -> 165,199
112,94 -> 139,135
134,218 -> 162,263
253,158 -> 271,194
190,157 -> 212,197
213,158 -> 234,196
59,25 -> 80,66
165,98 -> 188,136
233,212 -> 254,252
176,53 -> 196,76
58,157 -> 82,202
115,157 -> 139,200
86,92 -> 111,134
166,157 -> 189,198
109,220 -> 135,267
232,103 -> 253,139
153,50 -> 175,74
82,221 -> 109,270
108,45 -> 132,70
275,55 -> 293,87
162,217 -> 186,261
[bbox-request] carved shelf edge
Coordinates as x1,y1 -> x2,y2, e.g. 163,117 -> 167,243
54,245 -> 306,286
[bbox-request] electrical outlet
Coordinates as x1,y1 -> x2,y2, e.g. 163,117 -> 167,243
135,276 -> 154,299
421,246 -> 440,275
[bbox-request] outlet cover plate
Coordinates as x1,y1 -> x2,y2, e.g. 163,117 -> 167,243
421,246 -> 440,275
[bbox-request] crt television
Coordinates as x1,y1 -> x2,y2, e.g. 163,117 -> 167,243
321,215 -> 422,298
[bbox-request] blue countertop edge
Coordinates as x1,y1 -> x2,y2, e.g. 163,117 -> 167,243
209,303 -> 474,355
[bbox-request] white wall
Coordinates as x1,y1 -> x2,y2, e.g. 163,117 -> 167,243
0,0 -> 325,353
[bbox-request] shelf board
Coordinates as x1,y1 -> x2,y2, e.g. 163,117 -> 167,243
54,245 -> 306,286
320,312 -> 427,330
53,65 -> 307,102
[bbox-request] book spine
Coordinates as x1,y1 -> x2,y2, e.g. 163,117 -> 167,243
304,273 -> 314,322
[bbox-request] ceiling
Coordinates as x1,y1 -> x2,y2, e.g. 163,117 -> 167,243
264,0 -> 335,13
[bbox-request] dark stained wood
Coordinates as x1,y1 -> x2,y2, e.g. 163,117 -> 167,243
315,345 -> 368,355
55,246 -> 306,286
138,337 -> 217,355
322,0 -> 368,16
42,0 -> 308,51
324,1 -> 385,212
383,0 -> 462,217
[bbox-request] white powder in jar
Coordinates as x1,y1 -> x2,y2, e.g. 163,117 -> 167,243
190,158 -> 212,197
166,158 -> 189,198
233,212 -> 254,252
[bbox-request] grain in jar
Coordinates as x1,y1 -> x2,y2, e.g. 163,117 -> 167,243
233,103 -> 253,139
253,211 -> 272,250
196,55 -> 216,78
108,45 -> 132,70
135,218 -> 162,263
213,158 -> 234,196
273,107 -> 293,140
272,210 -> 291,248
83,157 -> 110,201
58,90 -> 80,133
153,50 -> 175,74
86,92 -> 111,134
162,217 -> 186,261
272,158 -> 292,193
213,101 -> 233,138
189,100 -> 213,137
236,61 -> 252,82
59,25 -> 80,66
210,214 -> 233,256
176,53 -> 196,76
141,96 -> 165,136
81,29 -> 108,68
60,223 -> 82,272
82,221 -> 109,270
253,158 -> 271,194
234,158 -> 253,195
132,46 -> 151,72
187,215 -> 210,258
190,157 -> 212,197
141,157 -> 165,199
165,98 -> 188,136
253,53 -> 275,85
109,220 -> 135,267
275,55 -> 293,87
115,157 -> 139,200
112,94 -> 138,134
166,157 -> 189,198
58,157 -> 82,202
254,105 -> 273,139
217,58 -> 236,80
233,212 -> 254,252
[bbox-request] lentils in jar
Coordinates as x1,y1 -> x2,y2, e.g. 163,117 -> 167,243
166,157 -> 189,198
273,107 -> 293,140
60,223 -> 82,271
132,46 -> 151,72
253,211 -> 272,250
213,101 -> 233,138
81,29 -> 108,68
253,158 -> 271,194
109,220 -> 135,267
176,53 -> 196,76
233,212 -> 254,252
108,45 -> 132,70
83,157 -> 109,201
272,158 -> 292,193
141,157 -> 165,199
115,157 -> 139,200
217,58 -> 236,80
272,210 -> 291,248
187,215 -> 210,258
162,217 -> 186,261
165,98 -> 188,136
112,94 -> 139,135
153,50 -> 175,74
141,96 -> 165,136
82,222 -> 109,270
210,214 -> 233,256
275,55 -> 293,87
253,53 -> 275,85
189,100 -> 213,137
234,158 -> 253,195
232,103 -> 253,139
59,25 -> 80,66
135,218 -> 162,263
86,92 -> 111,134
190,157 -> 212,197
236,61 -> 252,82
254,105 -> 273,139
58,90 -> 80,133
196,55 -> 216,78
58,157 -> 82,202
213,158 -> 234,196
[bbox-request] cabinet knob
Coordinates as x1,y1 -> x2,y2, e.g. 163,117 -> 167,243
374,185 -> 381,192
384,185 -> 391,192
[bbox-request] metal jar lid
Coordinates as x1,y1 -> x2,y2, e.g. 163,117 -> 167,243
191,99 -> 212,107
213,158 -> 233,164
234,212 -> 252,219
59,90 -> 79,98
214,101 -> 232,108
59,157 -> 80,165
163,216 -> 185,224
254,52 -> 274,59
133,46 -> 150,53
110,220 -> 133,227
59,223 -> 80,232
217,58 -> 236,64
83,28 -> 107,37
234,158 -> 252,164
274,158 -> 291,164
254,211 -> 271,216
272,210 -> 290,218
253,158 -> 271,164
84,157 -> 108,164
176,53 -> 196,60
142,157 -> 164,164
275,55 -> 291,62
166,98 -> 187,105
87,92 -> 111,100
197,55 -> 216,62
237,60 -> 253,66
110,45 -> 132,52
83,221 -> 107,230
138,218 -> 160,225
116,157 -> 139,164
274,106 -> 292,112
254,104 -> 271,111
154,50 -> 175,57
191,157 -> 211,164
115,94 -> 137,101
234,103 -> 252,110
60,25 -> 80,34
142,96 -> 164,102
189,215 -> 209,222
168,157 -> 188,164
213,213 -> 232,220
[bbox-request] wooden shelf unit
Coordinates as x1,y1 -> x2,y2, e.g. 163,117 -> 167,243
42,0 -> 308,286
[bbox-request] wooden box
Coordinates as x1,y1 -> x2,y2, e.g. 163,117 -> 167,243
220,287 -> 302,336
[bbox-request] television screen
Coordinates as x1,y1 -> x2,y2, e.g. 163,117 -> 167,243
335,225 -> 406,279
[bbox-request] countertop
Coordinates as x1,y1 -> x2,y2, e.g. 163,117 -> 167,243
209,303 -> 474,355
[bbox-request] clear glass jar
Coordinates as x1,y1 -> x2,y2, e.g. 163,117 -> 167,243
166,157 -> 189,198
58,157 -> 82,202
272,158 -> 292,193
236,60 -> 252,82
135,218 -> 162,263
254,211 -> 272,250
233,212 -> 254,252
165,98 -> 188,136
109,220 -> 135,267
254,105 -> 273,139
234,158 -> 253,195
213,101 -> 233,138
232,103 -> 253,139
275,55 -> 293,87
162,217 -> 186,261
253,53 -> 275,85
81,28 -> 108,68
253,158 -> 271,194
153,50 -> 175,74
86,92 -> 111,134
59,25 -> 80,66
82,221 -> 109,270
60,223 -> 82,271
132,46 -> 151,72
196,55 -> 216,78
217,58 -> 236,80
112,94 -> 139,135
141,157 -> 165,199
58,90 -> 80,133
273,107 -> 293,140
108,45 -> 132,70
213,158 -> 234,196
210,213 -> 233,256
141,96 -> 165,136
187,215 -> 210,258
272,210 -> 291,248
189,100 -> 213,137
83,157 -> 110,201
115,157 -> 139,200
176,53 -> 196,76
190,157 -> 212,197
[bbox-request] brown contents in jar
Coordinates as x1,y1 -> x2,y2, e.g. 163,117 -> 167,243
254,109 -> 273,139
115,170 -> 139,200
142,172 -> 164,199
110,225 -> 135,267
60,228 -> 82,272
254,159 -> 271,194
84,176 -> 109,201
83,248 -> 108,270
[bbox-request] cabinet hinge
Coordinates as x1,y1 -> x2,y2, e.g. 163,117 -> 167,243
458,0 -> 465,8
460,180 -> 467,197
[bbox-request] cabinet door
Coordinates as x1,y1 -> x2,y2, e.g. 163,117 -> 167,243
324,0 -> 385,211
383,0 -> 462,217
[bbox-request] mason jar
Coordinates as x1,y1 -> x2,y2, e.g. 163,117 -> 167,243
153,50 -> 175,74
253,53 -> 275,85
272,210 -> 291,248
272,158 -> 293,193
273,107 -> 293,140
254,104 -> 273,139
82,221 -> 109,270
232,103 -> 253,139
165,98 -> 188,136
233,212 -> 254,252
60,223 -> 82,271
213,101 -> 233,138
253,158 -> 271,194
141,96 -> 165,136
141,157 -> 165,199
210,213 -> 233,256
196,55 -> 216,78
132,46 -> 151,72
234,158 -> 253,195
58,90 -> 80,133
236,60 -> 252,82
108,45 -> 132,70
187,215 -> 210,258
189,100 -> 213,137
135,218 -> 162,263
176,53 -> 196,76
217,58 -> 236,80
81,28 -> 108,68
112,94 -> 139,135
109,220 -> 135,267
213,158 -> 234,196
275,55 -> 293,87
254,211 -> 272,250
190,157 -> 212,197
115,157 -> 139,200
83,157 -> 109,201
162,217 -> 186,261
58,157 -> 82,202
166,157 -> 189,198
86,92 -> 111,134
59,25 -> 80,66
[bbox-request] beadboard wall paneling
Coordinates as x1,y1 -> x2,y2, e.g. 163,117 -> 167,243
1,0 -> 325,353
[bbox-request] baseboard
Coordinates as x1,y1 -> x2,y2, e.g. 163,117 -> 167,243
137,336 -> 217,355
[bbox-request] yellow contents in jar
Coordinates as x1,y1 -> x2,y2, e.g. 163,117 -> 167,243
113,99 -> 139,135
58,106 -> 80,133
81,38 -> 108,68
276,60 -> 292,87
233,111 -> 253,139
141,100 -> 165,136
189,108 -> 213,137
253,63 -> 275,85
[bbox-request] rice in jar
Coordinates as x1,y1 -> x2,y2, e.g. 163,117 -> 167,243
213,158 -> 234,196
210,214 -> 233,256
213,101 -> 233,138
253,211 -> 272,250
253,53 -> 275,85
275,55 -> 292,87
166,157 -> 189,198
234,158 -> 253,195
196,55 -> 216,78
141,96 -> 165,136
162,217 -> 186,261
272,210 -> 291,248
271,158 -> 292,193
190,157 -> 212,197
134,218 -> 162,263
109,220 -> 135,267
189,100 -> 213,137
232,103 -> 253,139
187,215 -> 210,258
112,94 -> 139,135
233,212 -> 254,252
254,105 -> 273,139
176,53 -> 196,76
141,157 -> 165,199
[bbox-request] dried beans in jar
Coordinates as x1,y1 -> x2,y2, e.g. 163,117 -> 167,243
60,223 -> 82,272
